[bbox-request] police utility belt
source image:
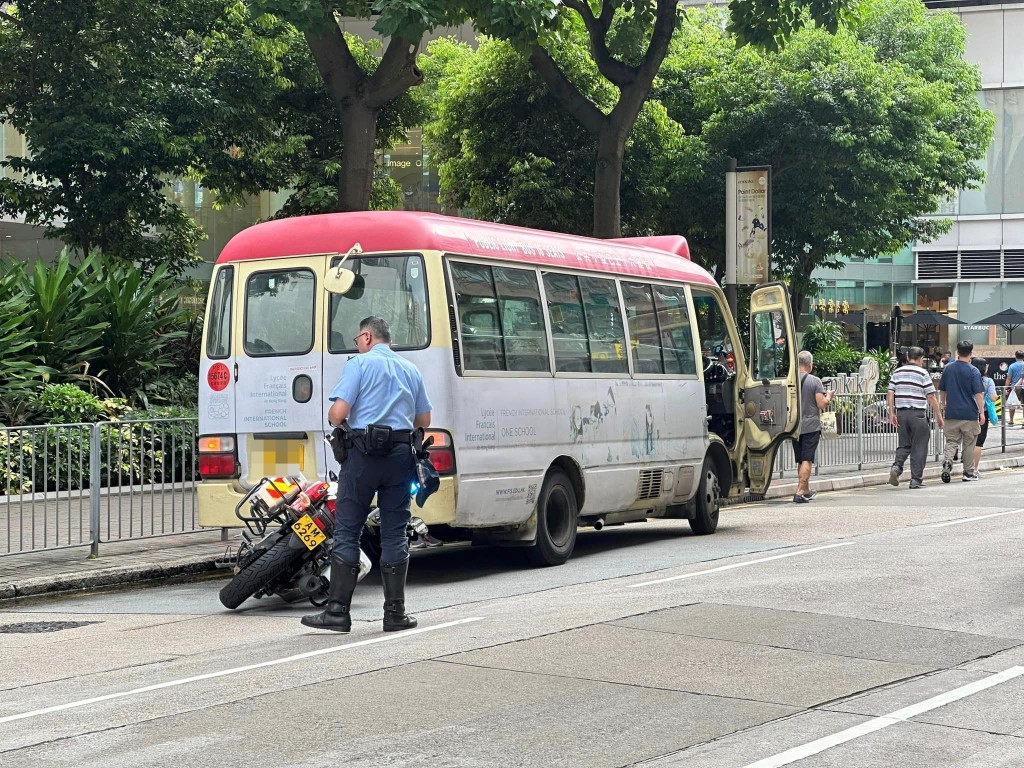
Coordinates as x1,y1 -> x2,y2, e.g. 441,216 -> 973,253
327,423 -> 421,462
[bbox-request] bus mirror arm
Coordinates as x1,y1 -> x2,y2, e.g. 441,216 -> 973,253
325,243 -> 363,295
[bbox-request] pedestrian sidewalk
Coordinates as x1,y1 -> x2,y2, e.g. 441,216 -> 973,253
4,447 -> 1024,603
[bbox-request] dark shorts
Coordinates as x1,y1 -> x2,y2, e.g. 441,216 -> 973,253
977,420 -> 988,448
792,430 -> 821,464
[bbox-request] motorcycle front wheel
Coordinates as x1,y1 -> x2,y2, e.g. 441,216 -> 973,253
219,539 -> 306,609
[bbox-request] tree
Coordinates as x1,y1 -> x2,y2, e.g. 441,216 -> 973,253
508,0 -> 855,238
257,1 -> 560,214
422,34 -> 687,234
0,0 -> 308,273
657,0 -> 993,315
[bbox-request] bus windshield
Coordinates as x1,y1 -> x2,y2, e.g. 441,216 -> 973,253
328,254 -> 429,353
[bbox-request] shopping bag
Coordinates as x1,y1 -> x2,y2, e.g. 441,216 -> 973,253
820,411 -> 838,437
1008,390 -> 1021,409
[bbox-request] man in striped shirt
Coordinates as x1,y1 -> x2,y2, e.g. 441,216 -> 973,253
887,347 -> 944,489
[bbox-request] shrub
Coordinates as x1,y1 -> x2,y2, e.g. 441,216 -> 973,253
812,347 -> 864,379
867,348 -> 897,391
801,319 -> 846,354
33,384 -> 104,425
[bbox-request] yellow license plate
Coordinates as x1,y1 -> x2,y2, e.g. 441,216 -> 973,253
292,514 -> 327,550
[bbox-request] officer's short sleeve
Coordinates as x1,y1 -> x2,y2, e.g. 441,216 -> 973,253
329,359 -> 362,405
414,374 -> 432,415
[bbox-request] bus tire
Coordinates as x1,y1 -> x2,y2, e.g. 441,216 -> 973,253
219,539 -> 305,609
689,456 -> 721,536
526,469 -> 578,567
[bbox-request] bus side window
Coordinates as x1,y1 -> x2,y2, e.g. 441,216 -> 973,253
752,309 -> 790,380
452,263 -> 505,372
494,266 -> 549,373
207,266 -> 233,359
692,291 -> 735,372
543,273 -> 590,373
579,276 -> 628,374
621,282 -> 663,374
244,269 -> 315,357
653,284 -> 695,375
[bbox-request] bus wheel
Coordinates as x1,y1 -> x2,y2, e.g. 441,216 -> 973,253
689,457 -> 721,536
526,469 -> 578,566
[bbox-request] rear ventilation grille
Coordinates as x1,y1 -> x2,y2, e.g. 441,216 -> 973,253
637,469 -> 663,500
916,251 -> 957,281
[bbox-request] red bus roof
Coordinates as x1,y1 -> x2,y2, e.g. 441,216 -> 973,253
217,211 -> 717,287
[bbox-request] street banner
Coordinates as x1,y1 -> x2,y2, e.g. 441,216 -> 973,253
735,167 -> 770,284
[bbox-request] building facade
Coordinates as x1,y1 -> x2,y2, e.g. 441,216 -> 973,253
813,0 -> 1024,357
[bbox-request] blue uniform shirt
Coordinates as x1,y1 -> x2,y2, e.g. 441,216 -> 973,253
329,344 -> 431,430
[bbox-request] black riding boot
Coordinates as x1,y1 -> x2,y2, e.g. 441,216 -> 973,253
381,556 -> 417,632
301,557 -> 360,632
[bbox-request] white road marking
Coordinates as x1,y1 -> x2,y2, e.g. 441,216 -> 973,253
627,542 -> 854,588
0,617 -> 484,726
740,666 -> 1024,768
925,508 -> 1024,528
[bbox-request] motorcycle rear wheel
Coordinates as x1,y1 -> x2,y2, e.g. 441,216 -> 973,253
219,539 -> 306,609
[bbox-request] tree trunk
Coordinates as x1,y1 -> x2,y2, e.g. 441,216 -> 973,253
593,124 -> 625,238
338,101 -> 379,212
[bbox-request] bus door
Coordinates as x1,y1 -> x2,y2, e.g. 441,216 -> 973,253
234,257 -> 328,486
741,283 -> 800,494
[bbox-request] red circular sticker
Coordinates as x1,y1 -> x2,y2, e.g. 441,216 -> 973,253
207,362 -> 230,392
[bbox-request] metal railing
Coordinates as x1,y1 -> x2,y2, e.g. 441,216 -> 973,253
777,393 -> 1024,477
1,418 -> 199,557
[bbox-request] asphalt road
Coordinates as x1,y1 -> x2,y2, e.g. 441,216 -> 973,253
3,467 -> 1024,767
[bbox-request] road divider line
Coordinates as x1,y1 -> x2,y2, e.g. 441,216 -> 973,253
925,508 -> 1024,529
627,542 -> 854,588
740,666 -> 1024,768
0,617 -> 484,726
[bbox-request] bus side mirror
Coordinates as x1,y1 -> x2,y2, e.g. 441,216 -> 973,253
325,267 -> 357,295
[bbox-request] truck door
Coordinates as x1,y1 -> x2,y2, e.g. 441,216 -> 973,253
741,282 -> 800,494
234,256 -> 328,487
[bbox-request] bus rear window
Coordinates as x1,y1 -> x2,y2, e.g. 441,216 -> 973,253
206,266 -> 233,359
329,254 -> 429,353
244,269 -> 315,356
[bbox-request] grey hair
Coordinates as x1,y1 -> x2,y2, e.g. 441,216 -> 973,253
906,346 -> 925,362
798,350 -> 814,368
359,316 -> 391,343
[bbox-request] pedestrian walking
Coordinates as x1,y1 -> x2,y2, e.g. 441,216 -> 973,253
1004,350 -> 1024,426
302,316 -> 432,633
971,357 -> 999,475
887,347 -> 943,489
792,350 -> 834,503
938,340 -> 985,484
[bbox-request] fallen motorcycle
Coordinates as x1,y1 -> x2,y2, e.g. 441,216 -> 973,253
218,475 -> 438,610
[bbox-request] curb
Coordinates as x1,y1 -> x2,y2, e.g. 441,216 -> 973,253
765,452 -> 1024,499
0,554 -> 221,602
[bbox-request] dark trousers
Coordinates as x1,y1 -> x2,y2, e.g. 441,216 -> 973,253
333,444 -> 415,564
893,409 -> 930,482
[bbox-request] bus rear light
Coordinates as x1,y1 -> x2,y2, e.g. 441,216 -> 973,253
423,429 -> 452,448
198,434 -> 238,479
199,453 -> 237,479
199,435 -> 235,453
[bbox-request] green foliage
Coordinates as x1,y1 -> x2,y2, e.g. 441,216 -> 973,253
728,0 -> 858,50
141,374 -> 201,409
33,385 -> 104,425
88,261 -> 188,401
801,320 -> 846,355
812,347 -> 864,379
0,261 -> 52,425
659,0 -> 992,303
422,33 -> 684,234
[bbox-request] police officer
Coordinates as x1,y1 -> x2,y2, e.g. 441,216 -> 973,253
302,316 -> 432,633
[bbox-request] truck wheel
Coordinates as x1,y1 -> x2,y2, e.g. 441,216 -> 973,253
526,469 -> 578,566
689,457 -> 721,535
